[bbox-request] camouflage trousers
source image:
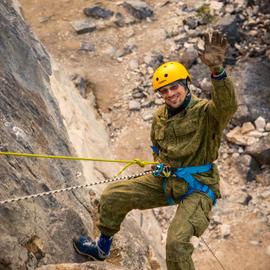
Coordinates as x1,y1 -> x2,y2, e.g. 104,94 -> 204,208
97,173 -> 212,270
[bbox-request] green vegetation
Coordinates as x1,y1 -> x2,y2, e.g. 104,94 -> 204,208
196,4 -> 217,24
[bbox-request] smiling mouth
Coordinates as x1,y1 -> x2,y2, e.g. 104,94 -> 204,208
168,95 -> 179,103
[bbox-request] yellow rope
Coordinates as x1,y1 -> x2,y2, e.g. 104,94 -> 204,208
0,151 -> 158,176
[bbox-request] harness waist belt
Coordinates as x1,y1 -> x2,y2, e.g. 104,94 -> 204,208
154,163 -> 217,205
173,163 -> 216,205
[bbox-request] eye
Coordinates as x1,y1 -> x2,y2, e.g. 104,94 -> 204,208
170,85 -> 178,91
164,73 -> 168,77
159,88 -> 168,95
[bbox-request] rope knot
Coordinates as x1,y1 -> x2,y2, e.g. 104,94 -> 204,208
133,158 -> 145,167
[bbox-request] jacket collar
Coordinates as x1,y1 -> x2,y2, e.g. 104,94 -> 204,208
158,95 -> 200,121
167,92 -> 192,118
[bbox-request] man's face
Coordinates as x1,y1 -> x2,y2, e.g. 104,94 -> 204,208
158,82 -> 187,108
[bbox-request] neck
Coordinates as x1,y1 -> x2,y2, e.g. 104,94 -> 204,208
167,92 -> 191,118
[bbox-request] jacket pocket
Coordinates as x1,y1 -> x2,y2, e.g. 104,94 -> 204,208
154,126 -> 165,140
174,119 -> 197,137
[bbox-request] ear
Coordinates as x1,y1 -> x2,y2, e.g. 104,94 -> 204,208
185,79 -> 191,93
183,78 -> 189,89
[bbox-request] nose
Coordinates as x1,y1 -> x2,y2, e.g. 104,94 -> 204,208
167,89 -> 176,97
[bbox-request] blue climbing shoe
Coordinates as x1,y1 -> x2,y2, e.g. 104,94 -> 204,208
73,235 -> 112,261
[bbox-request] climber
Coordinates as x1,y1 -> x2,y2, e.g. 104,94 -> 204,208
73,31 -> 237,270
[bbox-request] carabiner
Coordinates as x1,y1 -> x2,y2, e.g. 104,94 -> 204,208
163,166 -> 171,178
152,163 -> 165,177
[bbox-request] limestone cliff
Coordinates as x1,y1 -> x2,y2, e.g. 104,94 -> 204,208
0,1 -> 162,269
0,1 -> 98,269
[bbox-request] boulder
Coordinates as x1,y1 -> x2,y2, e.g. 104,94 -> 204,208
123,0 -> 154,20
246,136 -> 270,166
226,126 -> 258,146
241,122 -> 255,134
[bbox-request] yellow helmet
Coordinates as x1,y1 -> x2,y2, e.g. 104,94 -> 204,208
152,61 -> 191,91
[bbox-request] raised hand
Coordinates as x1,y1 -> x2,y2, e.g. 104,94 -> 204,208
199,31 -> 228,73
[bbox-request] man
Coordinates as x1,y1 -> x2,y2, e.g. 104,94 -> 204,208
73,31 -> 237,270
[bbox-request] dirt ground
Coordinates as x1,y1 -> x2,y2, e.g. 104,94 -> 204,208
19,1 -> 270,269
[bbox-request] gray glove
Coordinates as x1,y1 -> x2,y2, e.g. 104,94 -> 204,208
199,31 -> 228,73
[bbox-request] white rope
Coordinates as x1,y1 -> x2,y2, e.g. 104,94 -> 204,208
0,170 -> 227,270
0,170 -> 152,205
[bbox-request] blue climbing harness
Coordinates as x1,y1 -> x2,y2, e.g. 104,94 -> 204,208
152,162 -> 216,205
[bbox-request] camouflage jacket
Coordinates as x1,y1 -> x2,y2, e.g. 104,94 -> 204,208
151,77 -> 238,197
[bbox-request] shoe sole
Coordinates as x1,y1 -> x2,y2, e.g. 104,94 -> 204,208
73,242 -> 105,261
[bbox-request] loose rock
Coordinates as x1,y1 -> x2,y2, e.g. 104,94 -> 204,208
209,1 -> 223,12
266,123 -> 270,132
129,100 -> 141,111
179,46 -> 198,69
241,122 -> 255,134
142,112 -> 153,121
123,0 -> 154,20
129,59 -> 139,70
183,16 -> 198,29
246,136 -> 270,166
220,224 -> 231,238
83,6 -> 114,19
80,42 -> 95,52
71,20 -> 96,34
255,116 -> 266,131
260,190 -> 270,199
143,52 -> 164,69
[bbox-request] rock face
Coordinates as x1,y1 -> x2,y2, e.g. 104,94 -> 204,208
2,0 -> 270,269
0,1 -> 96,269
232,59 -> 270,124
0,1 -> 163,270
